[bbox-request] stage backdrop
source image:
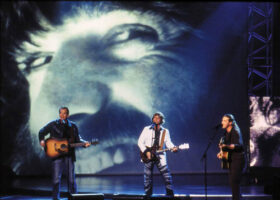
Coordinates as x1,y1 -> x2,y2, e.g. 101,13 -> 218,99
1,2 -> 249,175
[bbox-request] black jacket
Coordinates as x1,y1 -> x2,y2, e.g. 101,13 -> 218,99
222,127 -> 245,160
39,119 -> 85,161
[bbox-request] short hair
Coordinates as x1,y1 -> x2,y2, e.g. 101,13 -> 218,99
59,106 -> 69,115
152,111 -> 165,125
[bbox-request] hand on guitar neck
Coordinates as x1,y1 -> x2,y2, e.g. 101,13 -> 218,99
84,141 -> 91,147
171,146 -> 178,152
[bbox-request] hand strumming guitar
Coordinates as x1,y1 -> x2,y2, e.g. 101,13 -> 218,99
146,151 -> 152,160
217,152 -> 222,159
219,143 -> 235,150
40,140 -> 45,147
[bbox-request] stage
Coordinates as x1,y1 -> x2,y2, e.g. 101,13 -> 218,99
1,1 -> 280,200
0,174 -> 272,200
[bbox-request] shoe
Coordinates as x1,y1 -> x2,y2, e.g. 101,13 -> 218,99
144,193 -> 152,200
166,189 -> 174,196
144,192 -> 152,196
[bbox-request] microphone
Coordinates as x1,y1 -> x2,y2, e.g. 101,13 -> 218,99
213,124 -> 222,130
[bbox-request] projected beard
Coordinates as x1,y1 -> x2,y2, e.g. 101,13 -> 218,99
12,2 -> 202,174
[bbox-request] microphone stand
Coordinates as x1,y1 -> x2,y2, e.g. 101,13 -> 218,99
67,147 -> 75,199
65,120 -> 72,199
67,156 -> 71,199
200,126 -> 221,200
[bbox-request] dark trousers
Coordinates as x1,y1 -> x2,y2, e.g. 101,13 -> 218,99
144,160 -> 173,196
52,156 -> 77,200
229,156 -> 245,200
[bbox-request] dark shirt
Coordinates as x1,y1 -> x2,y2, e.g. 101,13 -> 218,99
222,126 -> 244,160
38,119 -> 85,161
153,128 -> 161,149
150,125 -> 162,149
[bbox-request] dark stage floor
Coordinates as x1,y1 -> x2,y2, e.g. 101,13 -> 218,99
0,174 -> 272,200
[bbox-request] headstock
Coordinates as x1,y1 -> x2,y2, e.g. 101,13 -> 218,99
178,143 -> 189,150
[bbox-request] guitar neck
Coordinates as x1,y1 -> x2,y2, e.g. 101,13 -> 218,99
69,143 -> 85,148
156,143 -> 189,153
156,148 -> 172,153
69,141 -> 98,148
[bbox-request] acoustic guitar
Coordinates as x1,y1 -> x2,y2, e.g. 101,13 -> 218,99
140,143 -> 190,163
217,137 -> 230,169
44,138 -> 99,158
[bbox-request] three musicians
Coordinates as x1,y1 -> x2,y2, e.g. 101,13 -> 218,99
39,108 -> 244,200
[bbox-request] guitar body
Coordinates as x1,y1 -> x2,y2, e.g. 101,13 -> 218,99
219,137 -> 230,169
140,143 -> 189,163
45,138 -> 70,158
44,138 -> 99,158
140,147 -> 159,163
220,151 -> 230,169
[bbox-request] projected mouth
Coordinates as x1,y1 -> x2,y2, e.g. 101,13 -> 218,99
75,136 -> 137,173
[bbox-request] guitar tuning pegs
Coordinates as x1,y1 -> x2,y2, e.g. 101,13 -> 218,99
91,138 -> 99,144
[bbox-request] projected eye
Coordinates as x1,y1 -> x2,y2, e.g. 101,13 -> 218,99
104,24 -> 159,61
104,24 -> 159,44
17,53 -> 53,74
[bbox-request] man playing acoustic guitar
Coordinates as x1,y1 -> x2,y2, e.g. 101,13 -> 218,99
217,114 -> 245,200
39,106 -> 90,200
138,112 -> 178,197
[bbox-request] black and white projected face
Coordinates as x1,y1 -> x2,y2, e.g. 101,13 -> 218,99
11,2 -> 248,174
18,4 -> 191,129
249,97 -> 280,167
15,2 -> 198,173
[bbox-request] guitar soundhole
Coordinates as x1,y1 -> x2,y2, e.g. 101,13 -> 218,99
61,144 -> 67,150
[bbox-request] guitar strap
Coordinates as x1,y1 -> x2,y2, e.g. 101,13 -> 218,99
68,124 -> 75,143
68,123 -> 76,161
159,129 -> 166,150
